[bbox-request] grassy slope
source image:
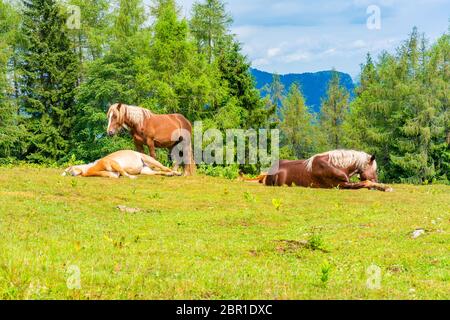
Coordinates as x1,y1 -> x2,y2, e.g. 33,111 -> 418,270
0,167 -> 448,300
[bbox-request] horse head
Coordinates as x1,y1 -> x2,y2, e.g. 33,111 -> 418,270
107,103 -> 125,136
360,154 -> 378,183
62,164 -> 87,177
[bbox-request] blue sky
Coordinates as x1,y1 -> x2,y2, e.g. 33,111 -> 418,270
172,0 -> 449,78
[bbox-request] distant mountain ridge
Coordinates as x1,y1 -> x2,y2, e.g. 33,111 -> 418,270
250,68 -> 355,113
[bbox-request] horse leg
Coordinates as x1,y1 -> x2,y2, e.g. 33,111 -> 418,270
140,154 -> 181,176
314,160 -> 392,192
336,180 -> 392,192
109,160 -> 137,179
313,160 -> 355,188
141,167 -> 177,177
83,162 -> 120,179
84,171 -> 120,178
132,134 -> 146,154
360,181 -> 394,192
146,139 -> 157,159
337,181 -> 373,190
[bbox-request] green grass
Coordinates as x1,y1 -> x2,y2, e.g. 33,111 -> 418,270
0,167 -> 448,300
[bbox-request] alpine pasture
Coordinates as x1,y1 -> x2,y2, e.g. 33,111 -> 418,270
0,167 -> 448,300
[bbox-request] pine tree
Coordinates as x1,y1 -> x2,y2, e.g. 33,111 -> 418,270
262,73 -> 284,124
0,0 -> 26,160
429,31 -> 450,182
113,0 -> 146,38
280,83 -> 317,159
17,0 -> 80,163
190,0 -> 232,64
216,37 -> 271,129
136,0 -> 214,120
320,70 -> 350,150
263,73 -> 285,108
67,0 -> 111,63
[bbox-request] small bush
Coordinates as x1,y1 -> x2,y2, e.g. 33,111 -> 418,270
197,164 -> 240,180
320,260 -> 332,285
308,234 -> 324,251
272,199 -> 282,211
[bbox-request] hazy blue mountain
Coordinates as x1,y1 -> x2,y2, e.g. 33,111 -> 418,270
250,68 -> 355,113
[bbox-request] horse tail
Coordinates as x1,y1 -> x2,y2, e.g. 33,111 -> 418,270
185,140 -> 196,176
239,172 -> 268,184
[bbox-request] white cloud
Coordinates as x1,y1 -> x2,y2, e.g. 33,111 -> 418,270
267,47 -> 282,58
283,52 -> 310,63
352,40 -> 367,49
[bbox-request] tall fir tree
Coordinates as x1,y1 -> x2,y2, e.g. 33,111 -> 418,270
263,73 -> 285,108
428,31 -> 450,182
67,0 -> 111,67
189,0 -> 272,128
0,0 -> 26,160
262,73 -> 285,125
216,37 -> 271,129
190,0 -> 232,64
280,83 -> 317,159
320,70 -> 350,150
18,0 -> 80,163
136,0 -> 214,120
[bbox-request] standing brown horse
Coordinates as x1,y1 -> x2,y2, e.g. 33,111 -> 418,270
107,103 -> 196,176
245,150 -> 393,192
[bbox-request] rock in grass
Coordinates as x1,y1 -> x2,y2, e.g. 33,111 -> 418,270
412,229 -> 425,239
117,205 -> 141,214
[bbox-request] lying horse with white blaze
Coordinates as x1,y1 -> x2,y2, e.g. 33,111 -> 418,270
63,150 -> 181,179
245,150 -> 393,192
106,103 -> 196,176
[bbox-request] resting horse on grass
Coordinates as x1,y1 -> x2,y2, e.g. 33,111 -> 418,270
106,103 -> 196,176
62,150 -> 181,179
244,150 -> 393,192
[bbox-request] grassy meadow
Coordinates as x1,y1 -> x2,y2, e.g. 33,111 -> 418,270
0,167 -> 448,300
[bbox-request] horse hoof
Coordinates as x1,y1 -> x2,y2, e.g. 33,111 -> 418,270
385,187 -> 394,192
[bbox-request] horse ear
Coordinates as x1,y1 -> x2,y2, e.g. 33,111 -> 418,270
370,155 -> 376,163
117,103 -> 122,111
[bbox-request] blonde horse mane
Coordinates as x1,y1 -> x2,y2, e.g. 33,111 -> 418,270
107,103 -> 153,128
305,150 -> 376,172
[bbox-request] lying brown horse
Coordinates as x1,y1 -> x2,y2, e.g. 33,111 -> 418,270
107,103 -> 196,176
245,150 -> 393,192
